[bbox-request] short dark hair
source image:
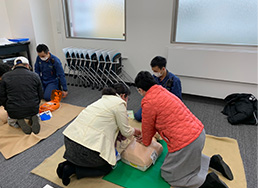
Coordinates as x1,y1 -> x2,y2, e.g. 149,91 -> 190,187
102,83 -> 131,97
36,44 -> 49,54
135,71 -> 157,91
0,63 -> 11,77
150,56 -> 167,69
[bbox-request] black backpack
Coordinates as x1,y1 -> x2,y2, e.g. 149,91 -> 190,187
222,93 -> 257,125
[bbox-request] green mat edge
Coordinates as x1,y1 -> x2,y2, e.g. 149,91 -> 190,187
103,140 -> 170,188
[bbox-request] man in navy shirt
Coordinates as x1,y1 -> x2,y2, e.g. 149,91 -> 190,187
35,44 -> 68,101
151,56 -> 182,99
134,56 -> 182,121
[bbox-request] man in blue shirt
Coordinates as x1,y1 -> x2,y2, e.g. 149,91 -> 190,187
151,56 -> 182,99
134,56 -> 182,121
35,44 -> 68,101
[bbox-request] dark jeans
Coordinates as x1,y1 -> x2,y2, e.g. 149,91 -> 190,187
43,82 -> 59,101
134,108 -> 142,122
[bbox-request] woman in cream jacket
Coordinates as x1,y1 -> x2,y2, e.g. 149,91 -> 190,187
56,83 -> 141,186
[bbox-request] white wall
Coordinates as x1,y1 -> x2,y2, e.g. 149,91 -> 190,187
48,0 -> 257,99
2,0 -> 257,99
49,0 -> 173,75
29,0 -> 56,55
0,0 -> 11,38
3,0 -> 37,62
1,0 -> 57,63
167,45 -> 258,98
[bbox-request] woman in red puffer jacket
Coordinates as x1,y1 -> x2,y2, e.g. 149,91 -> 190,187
135,71 -> 233,188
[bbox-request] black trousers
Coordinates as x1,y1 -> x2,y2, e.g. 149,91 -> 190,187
75,163 -> 112,179
63,136 -> 113,178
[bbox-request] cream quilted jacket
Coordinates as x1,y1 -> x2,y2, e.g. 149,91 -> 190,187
63,94 -> 135,165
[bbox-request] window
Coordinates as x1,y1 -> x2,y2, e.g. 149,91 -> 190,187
63,0 -> 125,40
173,0 -> 258,46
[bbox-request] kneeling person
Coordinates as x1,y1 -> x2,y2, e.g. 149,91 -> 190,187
0,57 -> 43,134
56,83 -> 141,186
135,71 -> 233,188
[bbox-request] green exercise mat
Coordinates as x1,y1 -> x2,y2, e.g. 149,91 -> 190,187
103,140 -> 170,188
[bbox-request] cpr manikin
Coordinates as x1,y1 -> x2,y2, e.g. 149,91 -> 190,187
116,119 -> 163,171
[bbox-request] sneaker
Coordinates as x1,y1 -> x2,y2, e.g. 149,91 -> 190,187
31,115 -> 40,134
210,154 -> 234,180
17,119 -> 31,134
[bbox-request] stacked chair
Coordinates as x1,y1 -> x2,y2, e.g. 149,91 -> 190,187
62,47 -> 129,90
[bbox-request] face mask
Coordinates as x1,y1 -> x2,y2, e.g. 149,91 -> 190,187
40,56 -> 48,61
153,71 -> 162,77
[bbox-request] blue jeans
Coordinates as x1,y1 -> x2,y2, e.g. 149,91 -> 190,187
134,108 -> 142,122
43,82 -> 59,101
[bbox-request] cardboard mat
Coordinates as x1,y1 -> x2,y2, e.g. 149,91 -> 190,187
31,146 -> 119,188
31,134 -> 246,188
0,103 -> 84,159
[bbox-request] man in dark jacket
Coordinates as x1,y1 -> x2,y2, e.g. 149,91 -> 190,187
0,57 -> 43,134
0,63 -> 11,80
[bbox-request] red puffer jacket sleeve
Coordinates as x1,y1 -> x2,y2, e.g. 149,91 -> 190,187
141,100 -> 157,146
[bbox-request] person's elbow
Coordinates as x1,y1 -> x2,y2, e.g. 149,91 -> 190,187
120,128 -> 134,138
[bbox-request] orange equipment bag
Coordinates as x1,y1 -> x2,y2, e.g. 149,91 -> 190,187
39,90 -> 62,113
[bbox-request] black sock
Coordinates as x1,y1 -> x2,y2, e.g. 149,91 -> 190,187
62,163 -> 76,186
56,160 -> 70,179
200,172 -> 228,188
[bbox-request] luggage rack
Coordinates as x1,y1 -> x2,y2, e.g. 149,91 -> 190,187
62,47 -> 129,90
